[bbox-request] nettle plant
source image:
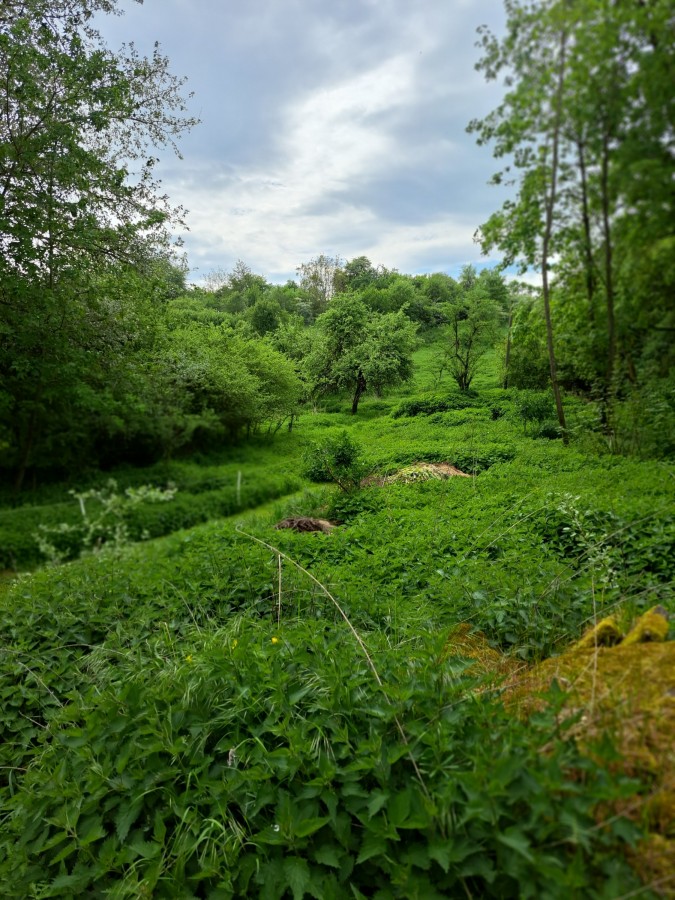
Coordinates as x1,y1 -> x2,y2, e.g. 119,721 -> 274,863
35,479 -> 177,565
1,621 -> 643,899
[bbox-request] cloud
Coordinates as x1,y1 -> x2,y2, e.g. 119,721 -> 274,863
101,0 -> 510,282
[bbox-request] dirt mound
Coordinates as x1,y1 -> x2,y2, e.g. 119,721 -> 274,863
364,461 -> 471,487
274,516 -> 336,533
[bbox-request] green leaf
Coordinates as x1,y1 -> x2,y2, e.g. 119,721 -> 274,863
367,790 -> 389,819
153,809 -> 167,845
294,816 -> 330,838
388,788 -> 411,827
115,800 -> 143,843
497,827 -> 534,862
459,854 -> 497,883
314,843 -> 342,869
356,832 -> 387,864
128,837 -> 162,860
283,856 -> 310,900
428,840 -> 450,873
78,814 -> 107,846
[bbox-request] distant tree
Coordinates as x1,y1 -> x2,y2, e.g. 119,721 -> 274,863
306,295 -> 417,414
213,261 -> 269,313
422,273 -> 459,305
296,254 -> 342,318
336,256 -> 380,292
441,288 -> 500,391
459,265 -> 479,292
248,298 -> 282,336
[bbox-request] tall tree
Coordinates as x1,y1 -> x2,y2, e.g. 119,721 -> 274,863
441,286 -> 500,392
469,0 -> 569,440
0,0 -> 196,490
471,0 -> 674,437
296,254 -> 342,319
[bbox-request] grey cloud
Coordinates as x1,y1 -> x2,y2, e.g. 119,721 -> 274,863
99,0 -> 511,281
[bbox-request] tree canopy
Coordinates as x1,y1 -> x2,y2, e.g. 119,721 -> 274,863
470,0 -> 674,439
305,295 -> 418,414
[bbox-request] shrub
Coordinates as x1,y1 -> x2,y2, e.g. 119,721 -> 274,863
302,431 -> 368,492
391,394 -> 481,418
0,621 -> 644,899
515,391 -> 555,433
537,419 -> 562,440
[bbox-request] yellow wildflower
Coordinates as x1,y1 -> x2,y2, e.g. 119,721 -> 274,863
186,654 -> 194,663
271,636 -> 280,645
232,639 -> 238,649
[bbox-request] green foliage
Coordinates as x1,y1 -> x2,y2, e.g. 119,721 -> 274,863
305,295 -> 418,415
392,394 -> 483,418
471,0 -> 674,412
515,391 -> 556,434
302,431 -> 368,493
35,480 -> 177,565
0,0 -> 196,491
0,619 -> 645,898
0,455 -> 304,568
0,334 -> 672,897
440,288 -> 501,392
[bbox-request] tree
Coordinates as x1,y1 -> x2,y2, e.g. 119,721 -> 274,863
335,256 -> 380,292
469,1 -> 571,439
470,0 -> 674,442
441,288 -> 500,392
306,295 -> 417,414
296,254 -> 342,319
0,0 -> 196,490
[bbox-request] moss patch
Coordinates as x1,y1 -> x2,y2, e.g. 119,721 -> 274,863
511,608 -> 674,895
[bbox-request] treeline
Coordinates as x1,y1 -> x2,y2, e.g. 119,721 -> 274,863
0,245 -> 514,489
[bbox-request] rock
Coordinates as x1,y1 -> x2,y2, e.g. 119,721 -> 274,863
574,616 -> 623,649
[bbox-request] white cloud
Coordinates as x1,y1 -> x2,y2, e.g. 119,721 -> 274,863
105,0 -> 511,281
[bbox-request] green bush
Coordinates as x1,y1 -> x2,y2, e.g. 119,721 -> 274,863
536,419 -> 562,440
515,391 -> 555,433
302,431 -> 368,492
391,394 -> 482,418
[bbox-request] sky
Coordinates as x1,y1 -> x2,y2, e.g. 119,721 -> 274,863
100,0 -> 512,285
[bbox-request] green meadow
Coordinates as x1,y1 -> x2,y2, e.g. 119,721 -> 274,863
1,341 -> 672,898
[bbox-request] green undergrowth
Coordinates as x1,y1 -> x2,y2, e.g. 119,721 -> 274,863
0,453 -> 304,569
0,620 -> 645,899
0,341 -> 672,896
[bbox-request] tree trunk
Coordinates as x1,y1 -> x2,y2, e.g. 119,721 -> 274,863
600,130 -> 617,392
13,409 -> 38,496
576,136 -> 596,320
503,295 -> 514,389
351,370 -> 367,415
542,26 -> 569,445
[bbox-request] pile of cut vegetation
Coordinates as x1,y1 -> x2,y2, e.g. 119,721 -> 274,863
365,461 -> 471,486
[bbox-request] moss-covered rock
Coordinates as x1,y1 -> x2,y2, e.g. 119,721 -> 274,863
575,615 -> 623,649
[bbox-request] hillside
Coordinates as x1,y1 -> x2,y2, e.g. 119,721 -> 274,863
1,341 -> 673,898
